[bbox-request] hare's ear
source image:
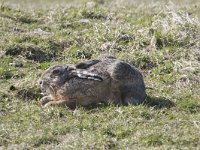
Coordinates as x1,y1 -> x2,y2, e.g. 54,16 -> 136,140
76,71 -> 103,82
76,60 -> 100,69
50,69 -> 62,77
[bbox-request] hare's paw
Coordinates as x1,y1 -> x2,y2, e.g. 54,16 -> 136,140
39,96 -> 53,106
42,100 -> 76,109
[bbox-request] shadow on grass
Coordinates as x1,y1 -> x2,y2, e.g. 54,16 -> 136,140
144,95 -> 175,109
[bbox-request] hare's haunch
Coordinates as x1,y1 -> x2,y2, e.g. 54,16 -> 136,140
38,56 -> 146,108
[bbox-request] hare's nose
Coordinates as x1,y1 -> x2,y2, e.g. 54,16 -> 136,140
39,80 -> 43,85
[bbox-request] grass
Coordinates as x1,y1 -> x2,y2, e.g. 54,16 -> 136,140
0,0 -> 200,149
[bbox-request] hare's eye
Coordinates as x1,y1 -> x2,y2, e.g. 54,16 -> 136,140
52,69 -> 61,75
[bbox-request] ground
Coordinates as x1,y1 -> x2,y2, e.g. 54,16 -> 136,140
0,0 -> 200,149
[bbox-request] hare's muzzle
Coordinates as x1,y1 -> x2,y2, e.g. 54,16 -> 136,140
39,80 -> 43,85
38,80 -> 45,91
38,80 -> 47,95
38,80 -> 43,87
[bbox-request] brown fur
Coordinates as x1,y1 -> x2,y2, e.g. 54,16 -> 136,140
38,56 -> 146,108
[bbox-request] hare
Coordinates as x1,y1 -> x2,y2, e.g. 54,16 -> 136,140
38,56 -> 146,108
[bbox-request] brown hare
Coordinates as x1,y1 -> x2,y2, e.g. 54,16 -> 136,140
38,56 -> 146,108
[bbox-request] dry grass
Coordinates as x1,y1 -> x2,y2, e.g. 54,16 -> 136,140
0,0 -> 200,149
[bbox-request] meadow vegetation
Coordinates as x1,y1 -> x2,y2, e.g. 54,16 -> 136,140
0,0 -> 200,149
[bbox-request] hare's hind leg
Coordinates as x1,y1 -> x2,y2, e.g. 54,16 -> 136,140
121,85 -> 146,106
123,97 -> 142,106
107,90 -> 122,105
122,91 -> 147,106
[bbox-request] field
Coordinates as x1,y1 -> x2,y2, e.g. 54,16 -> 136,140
0,0 -> 200,149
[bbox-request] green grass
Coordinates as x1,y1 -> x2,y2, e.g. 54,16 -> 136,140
0,0 -> 200,149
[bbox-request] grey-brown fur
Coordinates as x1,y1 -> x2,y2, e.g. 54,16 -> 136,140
38,55 -> 146,108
